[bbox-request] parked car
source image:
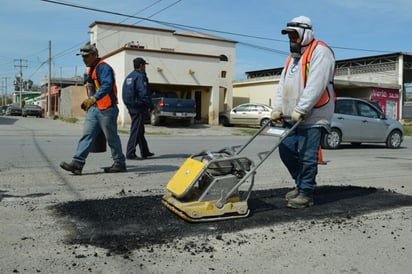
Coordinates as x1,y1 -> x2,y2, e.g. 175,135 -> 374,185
22,104 -> 43,118
322,97 -> 404,149
219,103 -> 273,127
5,105 -> 22,116
1,105 -> 8,115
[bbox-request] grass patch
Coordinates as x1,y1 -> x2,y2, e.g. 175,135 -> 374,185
60,117 -> 78,123
118,129 -> 171,136
403,125 -> 412,136
146,131 -> 171,136
235,128 -> 258,136
118,129 -> 129,134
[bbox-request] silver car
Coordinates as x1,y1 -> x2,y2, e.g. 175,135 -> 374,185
323,97 -> 404,149
219,103 -> 273,127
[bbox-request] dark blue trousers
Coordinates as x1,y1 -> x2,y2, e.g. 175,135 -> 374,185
126,111 -> 150,158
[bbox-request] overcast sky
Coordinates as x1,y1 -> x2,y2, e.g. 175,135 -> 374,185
1,0 -> 411,93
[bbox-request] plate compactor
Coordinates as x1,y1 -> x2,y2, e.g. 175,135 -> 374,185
162,118 -> 301,222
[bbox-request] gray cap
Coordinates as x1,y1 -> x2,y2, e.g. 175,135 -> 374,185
76,44 -> 98,56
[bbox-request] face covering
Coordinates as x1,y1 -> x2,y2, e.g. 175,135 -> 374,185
289,41 -> 302,58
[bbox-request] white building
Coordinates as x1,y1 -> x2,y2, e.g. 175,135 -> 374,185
86,21 -> 236,126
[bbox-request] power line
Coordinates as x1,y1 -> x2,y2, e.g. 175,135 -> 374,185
41,0 -> 394,55
40,0 -> 285,43
30,0 -> 397,84
132,0 -> 183,25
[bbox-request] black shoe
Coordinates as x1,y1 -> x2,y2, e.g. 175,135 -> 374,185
141,152 -> 155,159
60,161 -> 83,175
104,163 -> 127,173
126,154 -> 141,160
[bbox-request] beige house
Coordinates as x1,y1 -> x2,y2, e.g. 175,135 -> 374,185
79,21 -> 237,126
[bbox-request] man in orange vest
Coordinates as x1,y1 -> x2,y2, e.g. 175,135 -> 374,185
271,16 -> 335,208
60,43 -> 126,174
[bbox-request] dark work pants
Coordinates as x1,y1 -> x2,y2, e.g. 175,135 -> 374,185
126,111 -> 150,158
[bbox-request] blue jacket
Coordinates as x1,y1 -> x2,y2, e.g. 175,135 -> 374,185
122,69 -> 154,113
87,59 -> 116,101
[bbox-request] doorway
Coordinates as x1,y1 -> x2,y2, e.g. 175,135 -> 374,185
195,91 -> 202,120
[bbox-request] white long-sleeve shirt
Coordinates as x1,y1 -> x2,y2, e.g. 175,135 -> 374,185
273,42 -> 335,126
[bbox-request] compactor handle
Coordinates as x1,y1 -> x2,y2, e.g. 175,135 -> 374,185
275,115 -> 303,125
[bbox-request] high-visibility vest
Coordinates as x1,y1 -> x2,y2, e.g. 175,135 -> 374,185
87,59 -> 118,110
284,39 -> 335,108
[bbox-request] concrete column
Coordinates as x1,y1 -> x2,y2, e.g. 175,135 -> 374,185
208,83 -> 220,125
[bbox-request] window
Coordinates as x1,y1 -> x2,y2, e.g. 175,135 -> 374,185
336,100 -> 356,115
235,105 -> 250,112
357,102 -> 379,118
255,105 -> 266,112
220,55 -> 228,61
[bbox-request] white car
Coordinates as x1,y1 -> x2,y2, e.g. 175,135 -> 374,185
323,97 -> 404,149
219,103 -> 273,127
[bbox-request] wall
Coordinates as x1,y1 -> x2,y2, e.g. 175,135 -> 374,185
59,86 -> 87,118
232,77 -> 279,107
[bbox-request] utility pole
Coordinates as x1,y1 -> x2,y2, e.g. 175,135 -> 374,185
2,77 -> 9,105
4,77 -> 8,105
0,79 -> 3,106
48,40 -> 51,118
14,59 -> 28,108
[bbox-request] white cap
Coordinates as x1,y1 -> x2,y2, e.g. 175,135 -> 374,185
281,16 -> 312,35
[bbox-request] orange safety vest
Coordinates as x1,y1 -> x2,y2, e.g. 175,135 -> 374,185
284,39 -> 336,108
87,59 -> 118,110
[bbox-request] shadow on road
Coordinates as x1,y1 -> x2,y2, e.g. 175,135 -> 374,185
0,116 -> 19,125
52,185 -> 412,254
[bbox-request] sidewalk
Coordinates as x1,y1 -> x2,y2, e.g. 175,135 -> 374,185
74,115 -> 252,136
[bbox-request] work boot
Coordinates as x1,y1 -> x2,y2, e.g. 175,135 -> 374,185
287,194 -> 314,209
285,188 -> 299,201
60,161 -> 83,175
104,162 -> 127,173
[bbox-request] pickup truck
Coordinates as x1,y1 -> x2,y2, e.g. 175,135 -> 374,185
150,91 -> 196,126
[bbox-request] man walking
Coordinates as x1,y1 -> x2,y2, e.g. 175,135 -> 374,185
122,57 -> 155,160
60,43 -> 126,174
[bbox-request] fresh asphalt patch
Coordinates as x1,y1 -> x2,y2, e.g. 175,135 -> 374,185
52,185 -> 412,255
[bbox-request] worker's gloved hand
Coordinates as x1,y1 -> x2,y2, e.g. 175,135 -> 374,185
291,110 -> 304,122
81,97 -> 96,111
270,110 -> 282,122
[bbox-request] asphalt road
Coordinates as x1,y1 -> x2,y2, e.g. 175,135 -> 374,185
1,116 -> 411,274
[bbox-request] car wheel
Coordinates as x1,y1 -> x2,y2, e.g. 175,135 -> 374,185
184,117 -> 194,126
260,118 -> 270,127
323,128 -> 341,149
386,130 -> 402,149
220,116 -> 231,127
